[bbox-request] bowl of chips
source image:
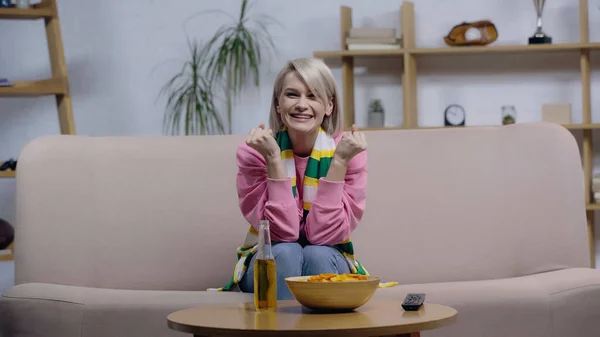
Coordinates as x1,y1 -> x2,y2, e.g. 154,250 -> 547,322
285,273 -> 380,311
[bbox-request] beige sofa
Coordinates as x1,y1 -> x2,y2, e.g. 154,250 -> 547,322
1,122 -> 600,337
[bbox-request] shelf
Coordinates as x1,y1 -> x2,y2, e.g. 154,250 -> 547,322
313,43 -> 600,59
562,123 -> 600,130
0,7 -> 53,20
0,162 -> 15,178
313,49 -> 404,58
360,123 -> 600,131
408,43 -> 600,55
586,204 -> 600,211
0,242 -> 14,261
0,78 -> 66,97
0,171 -> 15,178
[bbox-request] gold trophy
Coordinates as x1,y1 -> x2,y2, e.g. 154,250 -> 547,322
528,0 -> 552,44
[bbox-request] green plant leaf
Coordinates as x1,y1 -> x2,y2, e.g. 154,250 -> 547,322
159,39 -> 225,135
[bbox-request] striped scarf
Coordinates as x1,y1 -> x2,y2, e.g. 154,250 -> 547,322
210,126 -> 368,292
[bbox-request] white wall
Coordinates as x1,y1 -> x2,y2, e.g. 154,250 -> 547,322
1,0 -> 600,291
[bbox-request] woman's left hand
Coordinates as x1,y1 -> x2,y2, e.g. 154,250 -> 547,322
333,124 -> 367,165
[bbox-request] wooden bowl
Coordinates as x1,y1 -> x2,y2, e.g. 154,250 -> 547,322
285,275 -> 380,311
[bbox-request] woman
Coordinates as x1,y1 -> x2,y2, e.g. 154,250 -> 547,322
218,58 -> 368,300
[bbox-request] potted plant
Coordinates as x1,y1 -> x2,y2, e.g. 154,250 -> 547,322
159,0 -> 279,135
368,99 -> 385,128
159,40 -> 224,135
501,105 -> 516,125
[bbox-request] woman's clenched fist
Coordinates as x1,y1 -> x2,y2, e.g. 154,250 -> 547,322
333,124 -> 367,165
246,124 -> 281,162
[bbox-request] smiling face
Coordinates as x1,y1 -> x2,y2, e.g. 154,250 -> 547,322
277,72 -> 333,135
269,58 -> 342,137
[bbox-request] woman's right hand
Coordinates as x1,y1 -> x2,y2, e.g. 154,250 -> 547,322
246,124 -> 281,163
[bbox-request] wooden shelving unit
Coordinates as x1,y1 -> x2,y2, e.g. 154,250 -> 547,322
313,0 -> 598,267
0,0 -> 75,182
0,0 -> 75,260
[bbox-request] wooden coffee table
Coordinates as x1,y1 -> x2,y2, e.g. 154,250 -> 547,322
167,299 -> 457,337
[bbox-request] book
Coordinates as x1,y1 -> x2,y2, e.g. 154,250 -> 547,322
347,44 -> 401,50
349,27 -> 396,39
346,37 -> 400,44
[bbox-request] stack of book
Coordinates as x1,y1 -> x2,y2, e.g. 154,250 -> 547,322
346,28 -> 402,50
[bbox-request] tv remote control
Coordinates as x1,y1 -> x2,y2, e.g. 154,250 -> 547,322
402,293 -> 425,311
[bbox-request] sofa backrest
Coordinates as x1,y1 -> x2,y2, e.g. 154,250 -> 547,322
13,123 -> 590,290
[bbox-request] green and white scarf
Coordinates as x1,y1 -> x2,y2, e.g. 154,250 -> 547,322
210,126 -> 368,292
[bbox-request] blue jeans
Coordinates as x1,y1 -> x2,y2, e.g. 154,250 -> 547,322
239,242 -> 351,300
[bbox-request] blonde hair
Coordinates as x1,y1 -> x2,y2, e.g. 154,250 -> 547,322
269,58 -> 342,136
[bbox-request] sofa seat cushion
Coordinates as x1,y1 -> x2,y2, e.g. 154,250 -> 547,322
372,267 -> 600,337
0,283 -> 253,337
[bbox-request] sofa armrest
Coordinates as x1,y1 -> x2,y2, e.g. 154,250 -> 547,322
0,283 -> 252,337
530,268 -> 600,336
0,284 -> 84,337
